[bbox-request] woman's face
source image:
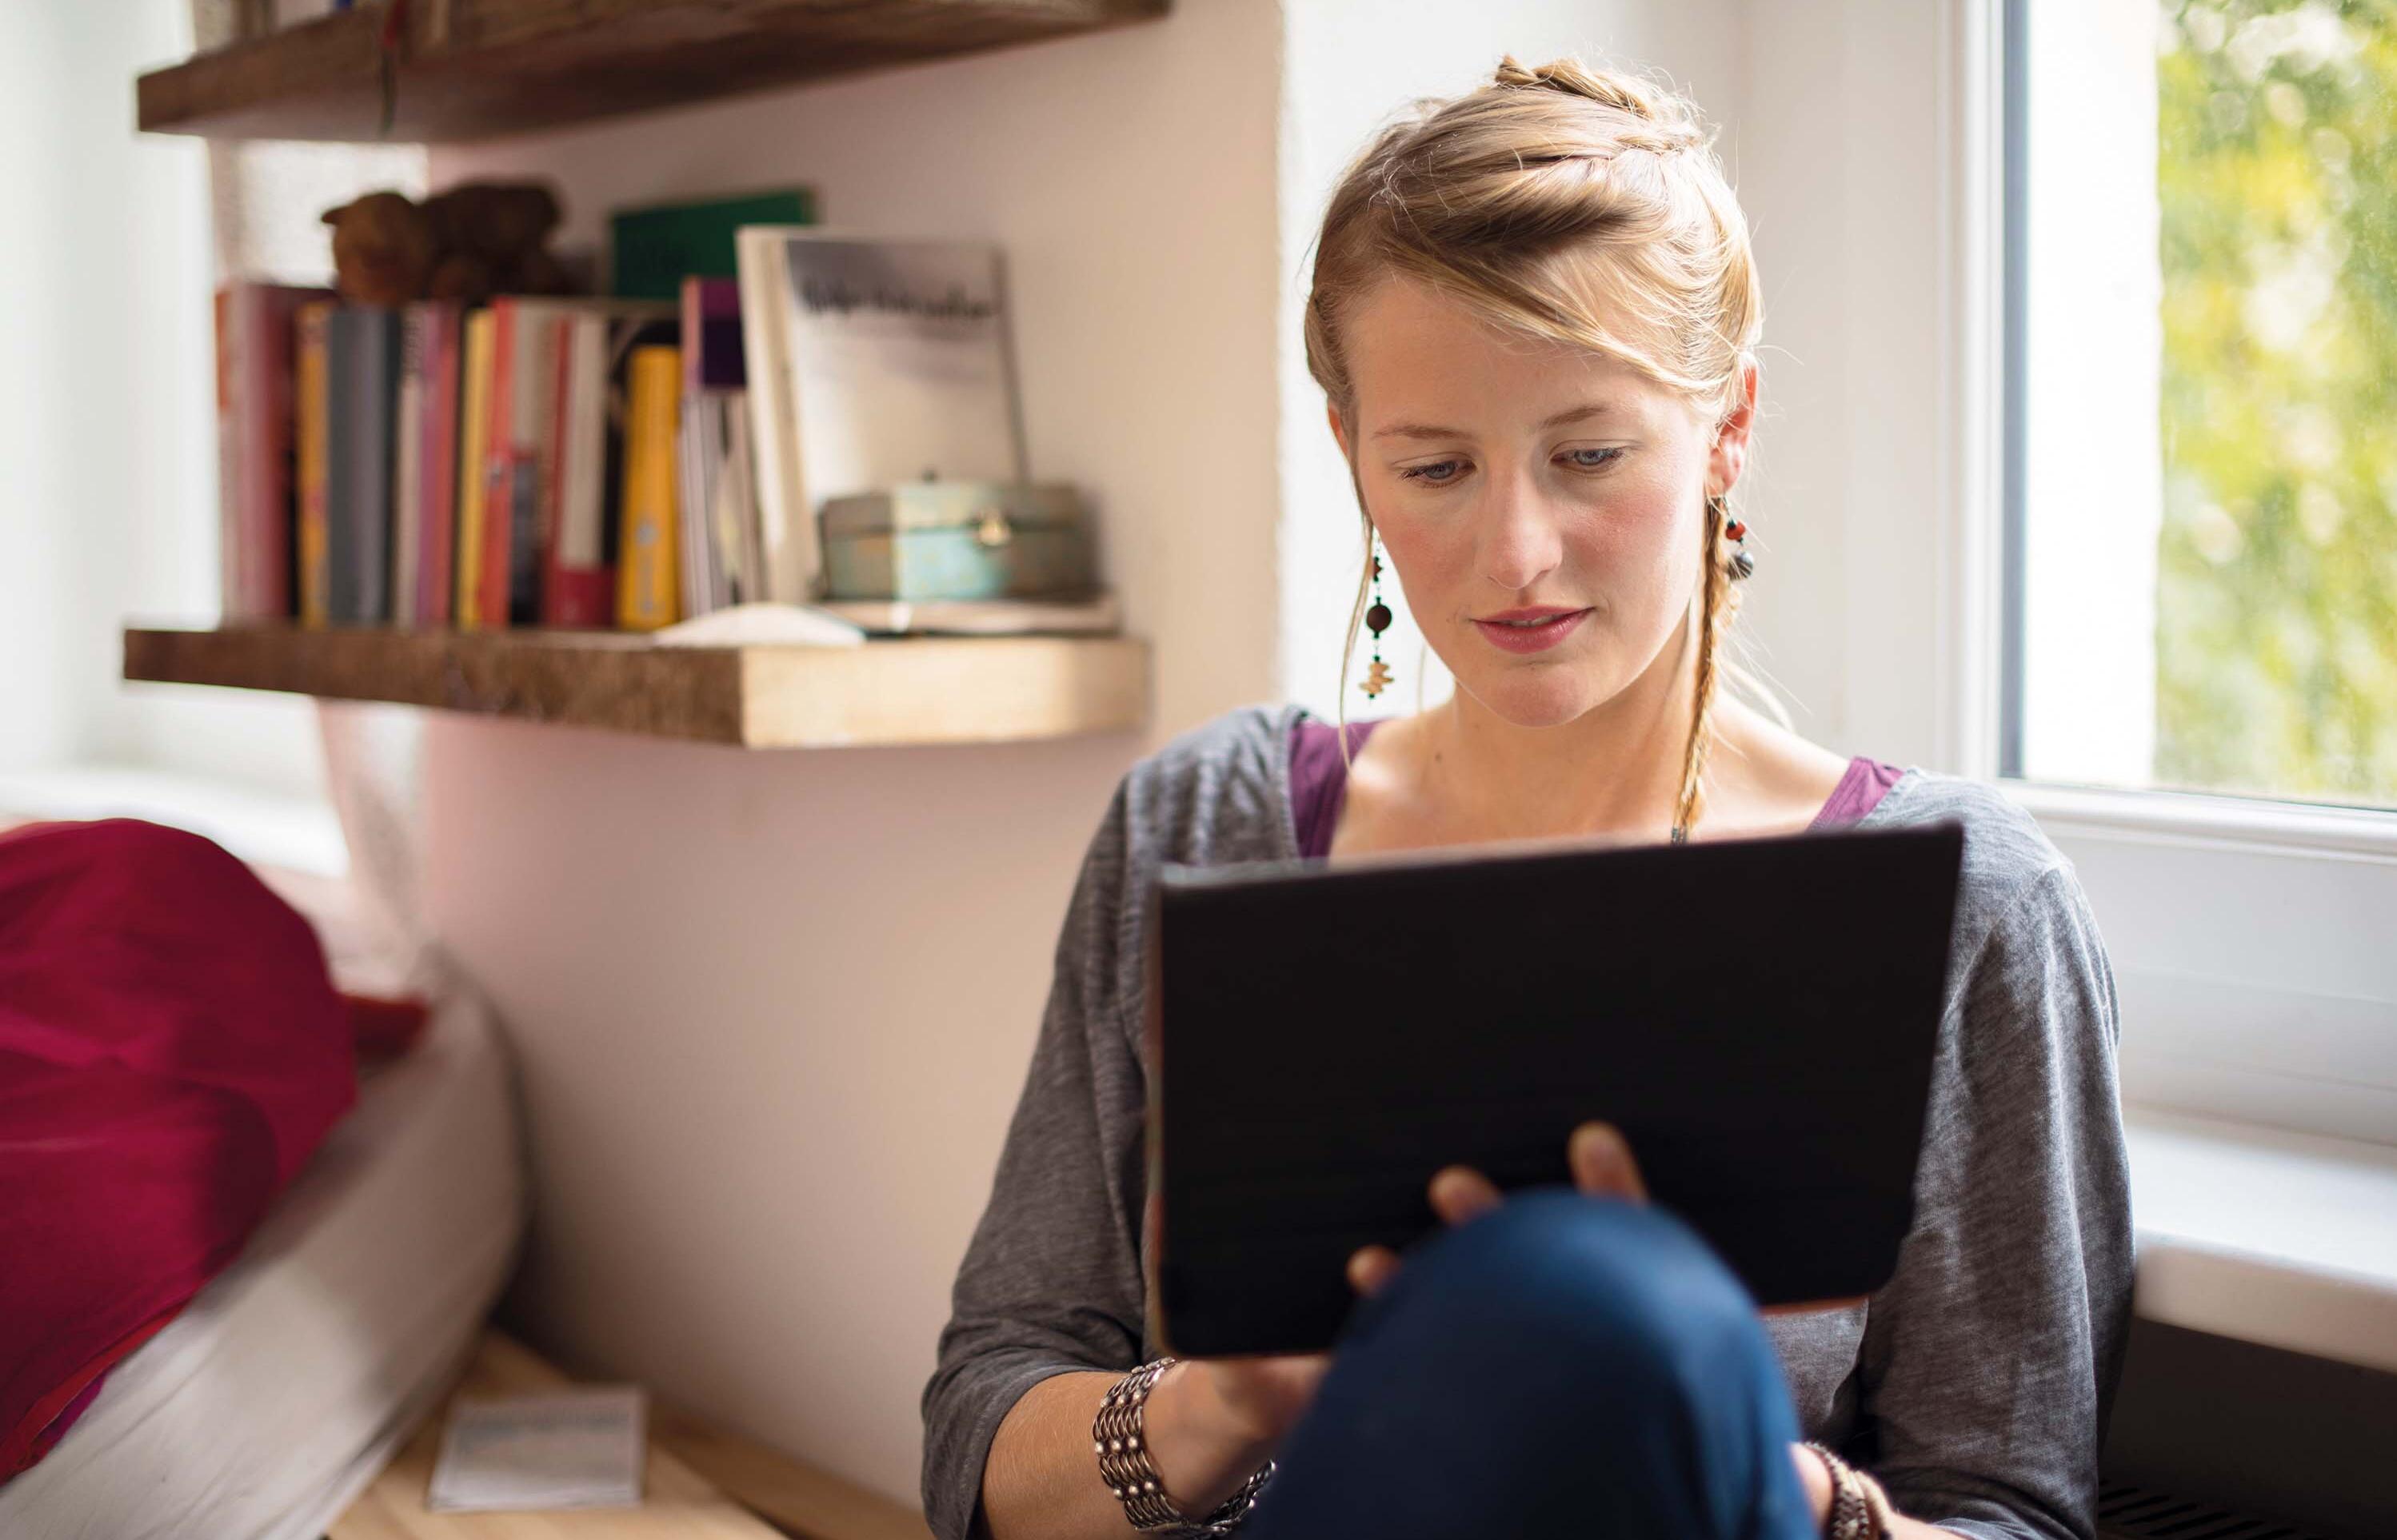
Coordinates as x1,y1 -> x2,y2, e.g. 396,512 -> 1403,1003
1332,277 -> 1752,729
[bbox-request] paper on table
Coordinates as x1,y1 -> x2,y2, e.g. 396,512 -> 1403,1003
426,1387 -> 647,1513
651,600 -> 867,648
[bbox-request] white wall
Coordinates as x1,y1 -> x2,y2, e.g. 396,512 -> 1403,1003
421,1 -> 1284,1503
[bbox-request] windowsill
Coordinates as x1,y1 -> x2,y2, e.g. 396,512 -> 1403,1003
2126,1107 -> 2397,1375
2007,779 -> 2397,858
0,762 -> 346,876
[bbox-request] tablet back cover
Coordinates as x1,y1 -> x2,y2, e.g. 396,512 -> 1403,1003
1152,822 -> 1964,1358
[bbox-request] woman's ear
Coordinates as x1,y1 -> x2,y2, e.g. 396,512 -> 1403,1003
1326,400 -> 1353,463
1707,357 -> 1760,497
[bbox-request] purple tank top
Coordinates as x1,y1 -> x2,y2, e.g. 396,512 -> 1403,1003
1289,717 -> 1904,860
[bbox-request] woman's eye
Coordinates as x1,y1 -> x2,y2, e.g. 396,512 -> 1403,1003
1400,459 -> 1468,485
1561,446 -> 1624,471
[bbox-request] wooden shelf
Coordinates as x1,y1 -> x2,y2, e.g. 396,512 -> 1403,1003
122,624 -> 1148,748
139,0 -> 1170,143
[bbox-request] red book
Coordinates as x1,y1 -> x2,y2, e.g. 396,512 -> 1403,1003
413,303 -> 463,625
214,282 -> 331,619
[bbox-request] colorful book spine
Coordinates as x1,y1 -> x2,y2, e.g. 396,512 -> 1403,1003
416,302 -> 463,625
215,282 -> 327,620
545,313 -> 615,627
453,308 -> 497,628
617,345 -> 681,631
679,275 -> 745,393
325,307 -> 400,624
214,289 -> 239,615
294,301 -> 334,628
477,300 -> 524,628
393,309 -> 428,626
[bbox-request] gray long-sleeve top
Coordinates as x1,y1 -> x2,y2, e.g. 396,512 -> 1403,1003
922,705 -> 2134,1540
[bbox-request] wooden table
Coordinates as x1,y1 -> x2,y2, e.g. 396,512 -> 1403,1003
332,1331 -> 931,1540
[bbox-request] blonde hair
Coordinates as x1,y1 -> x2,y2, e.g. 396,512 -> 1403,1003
1309,56 -> 1766,837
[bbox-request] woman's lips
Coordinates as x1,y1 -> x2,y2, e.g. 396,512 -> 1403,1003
1472,608 -> 1592,654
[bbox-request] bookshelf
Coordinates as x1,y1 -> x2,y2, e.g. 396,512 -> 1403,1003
128,1 -> 1169,748
123,624 -> 1149,748
139,0 -> 1172,143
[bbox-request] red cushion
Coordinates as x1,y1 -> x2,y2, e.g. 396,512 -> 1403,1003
0,820 -> 356,1476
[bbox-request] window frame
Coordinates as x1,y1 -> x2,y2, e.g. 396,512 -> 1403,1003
1940,0 -> 2397,1145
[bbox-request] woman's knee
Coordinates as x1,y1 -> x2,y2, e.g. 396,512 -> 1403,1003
1353,1190 -> 1772,1410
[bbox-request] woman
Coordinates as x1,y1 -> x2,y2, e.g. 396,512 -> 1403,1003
923,58 -> 2131,1540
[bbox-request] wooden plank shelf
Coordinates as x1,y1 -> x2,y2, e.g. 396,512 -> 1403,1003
138,0 -> 1171,143
122,624 -> 1149,748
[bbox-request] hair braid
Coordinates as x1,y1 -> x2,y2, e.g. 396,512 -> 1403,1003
1674,497 -> 1736,838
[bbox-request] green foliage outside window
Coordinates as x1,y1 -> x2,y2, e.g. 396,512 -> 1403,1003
2157,0 -> 2397,806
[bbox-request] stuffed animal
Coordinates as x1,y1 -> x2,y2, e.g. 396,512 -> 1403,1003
322,181 -> 573,306
321,190 -> 434,308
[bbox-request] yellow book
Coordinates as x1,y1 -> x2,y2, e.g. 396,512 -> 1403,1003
453,309 -> 497,628
294,302 -> 334,628
617,345 -> 681,631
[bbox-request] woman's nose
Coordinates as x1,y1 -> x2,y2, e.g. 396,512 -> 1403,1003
1477,470 -> 1566,592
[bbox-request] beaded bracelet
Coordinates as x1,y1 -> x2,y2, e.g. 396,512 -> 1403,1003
1804,1442 -> 1896,1540
1093,1359 -> 1274,1536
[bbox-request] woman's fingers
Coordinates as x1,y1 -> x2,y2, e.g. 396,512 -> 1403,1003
1347,1244 -> 1401,1296
1428,1164 -> 1504,1226
1359,1135 -> 1642,1299
1569,1121 -> 1648,1202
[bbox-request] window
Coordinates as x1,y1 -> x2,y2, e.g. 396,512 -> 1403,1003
2004,0 -> 2397,814
1994,0 -> 2397,1149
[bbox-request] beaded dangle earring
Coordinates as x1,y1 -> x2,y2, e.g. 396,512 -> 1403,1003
1715,495 -> 1756,580
1360,533 -> 1394,699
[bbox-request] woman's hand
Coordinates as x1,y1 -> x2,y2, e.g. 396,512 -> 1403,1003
1342,1121 -> 1854,1532
1346,1120 -> 1648,1295
1141,1350 -> 1328,1512
1136,1187 -> 1331,1514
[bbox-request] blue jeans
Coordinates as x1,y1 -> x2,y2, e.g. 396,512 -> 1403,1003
1244,1192 -> 1817,1540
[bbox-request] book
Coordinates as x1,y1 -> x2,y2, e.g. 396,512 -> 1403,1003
325,307 -> 401,624
426,1389 -> 645,1514
477,299 -> 677,628
410,301 -> 465,625
679,276 -> 745,392
481,298 -> 573,627
609,187 -> 813,301
214,282 -> 330,620
736,228 -> 803,605
294,301 -> 334,628
675,276 -> 759,617
617,345 -> 681,631
549,309 -> 677,627
737,230 -> 1026,605
675,392 -> 720,619
393,309 -> 427,625
454,308 -> 499,628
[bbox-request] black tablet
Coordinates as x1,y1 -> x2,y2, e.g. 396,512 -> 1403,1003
1148,821 -> 1964,1358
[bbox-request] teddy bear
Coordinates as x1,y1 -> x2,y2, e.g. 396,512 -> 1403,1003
322,181 -> 573,307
